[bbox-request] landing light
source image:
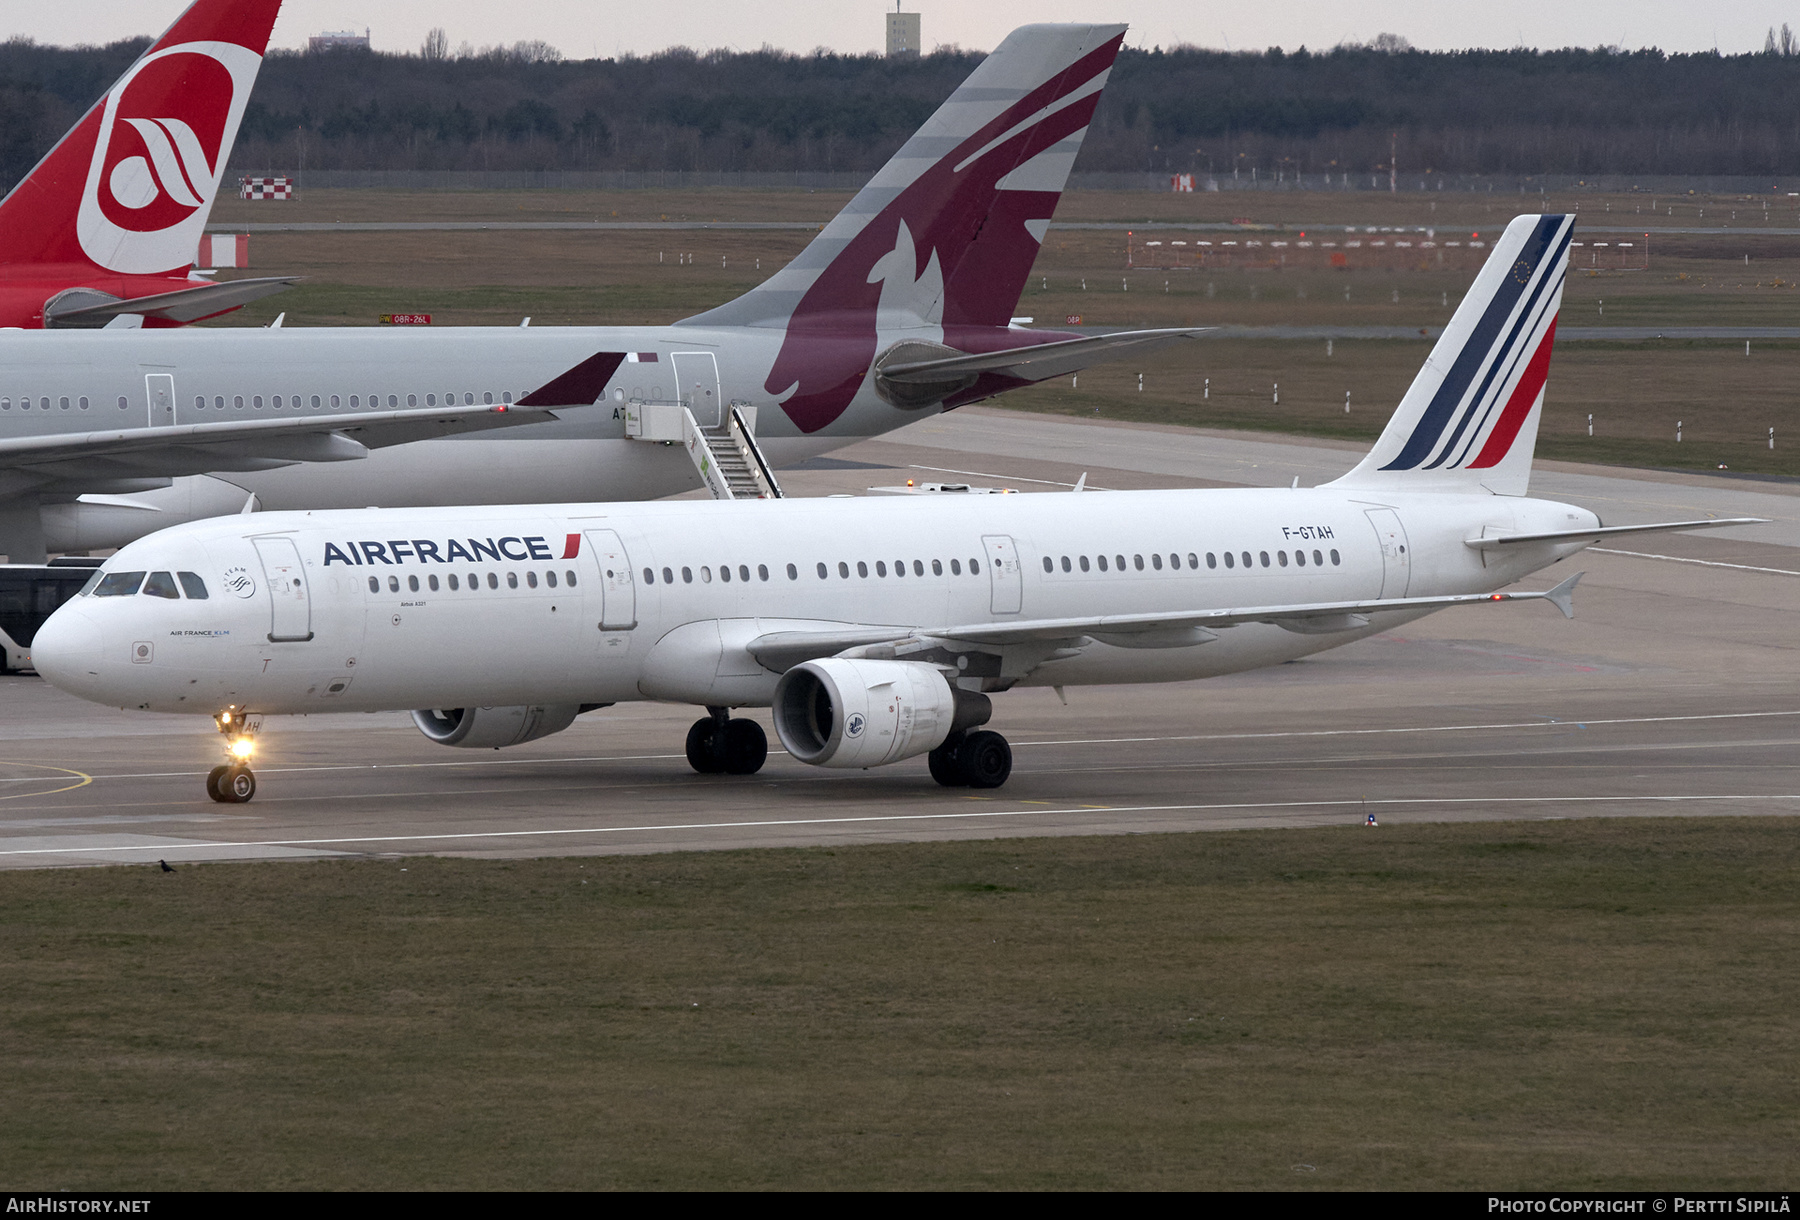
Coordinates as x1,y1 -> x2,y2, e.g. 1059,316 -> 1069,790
229,738 -> 256,761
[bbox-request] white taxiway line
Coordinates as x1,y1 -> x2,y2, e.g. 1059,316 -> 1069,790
8,708 -> 1796,786
1010,708 -> 1800,748
1589,547 -> 1800,576
1,793 -> 1796,858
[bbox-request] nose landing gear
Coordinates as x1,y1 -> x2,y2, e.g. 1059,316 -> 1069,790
208,707 -> 260,804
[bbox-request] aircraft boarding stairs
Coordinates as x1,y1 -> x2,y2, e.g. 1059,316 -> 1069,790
623,400 -> 783,500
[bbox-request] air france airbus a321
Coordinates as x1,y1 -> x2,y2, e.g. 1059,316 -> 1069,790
32,215 -> 1762,803
0,22 -> 1197,563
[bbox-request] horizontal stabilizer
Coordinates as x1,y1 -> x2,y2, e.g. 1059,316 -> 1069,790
747,576 -> 1585,670
877,328 -> 1209,385
1465,517 -> 1767,548
46,277 -> 300,326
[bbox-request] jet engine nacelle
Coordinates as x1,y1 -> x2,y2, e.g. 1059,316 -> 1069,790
410,704 -> 582,749
772,658 -> 990,769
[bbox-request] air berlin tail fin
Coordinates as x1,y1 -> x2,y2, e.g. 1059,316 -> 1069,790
687,23 -> 1123,334
1329,213 -> 1573,498
0,0 -> 281,276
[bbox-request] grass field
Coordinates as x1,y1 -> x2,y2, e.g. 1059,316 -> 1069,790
4,819 -> 1796,1189
200,188 -> 1800,477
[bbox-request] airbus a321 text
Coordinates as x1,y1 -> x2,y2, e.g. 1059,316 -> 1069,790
33,215 -> 1762,802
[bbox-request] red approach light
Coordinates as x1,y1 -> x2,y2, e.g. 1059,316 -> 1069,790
1490,594 -> 1504,600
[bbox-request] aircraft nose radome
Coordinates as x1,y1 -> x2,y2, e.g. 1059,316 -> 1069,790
31,605 -> 104,696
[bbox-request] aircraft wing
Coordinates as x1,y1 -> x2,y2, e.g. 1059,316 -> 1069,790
1463,518 -> 1766,548
0,403 -> 557,493
876,328 -> 1210,385
746,573 -> 1583,670
46,277 -> 302,326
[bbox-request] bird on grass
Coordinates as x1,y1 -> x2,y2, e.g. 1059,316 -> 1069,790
158,859 -> 174,873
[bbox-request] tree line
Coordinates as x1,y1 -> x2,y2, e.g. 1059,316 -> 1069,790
4,34 -> 1800,191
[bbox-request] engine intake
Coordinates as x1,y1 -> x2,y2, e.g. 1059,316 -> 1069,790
411,704 -> 582,749
772,659 -> 990,769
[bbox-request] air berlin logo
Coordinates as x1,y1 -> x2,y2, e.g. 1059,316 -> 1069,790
77,41 -> 262,274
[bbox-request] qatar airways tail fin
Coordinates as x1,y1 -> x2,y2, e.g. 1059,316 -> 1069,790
0,0 -> 282,276
680,23 -> 1127,431
1329,213 -> 1574,498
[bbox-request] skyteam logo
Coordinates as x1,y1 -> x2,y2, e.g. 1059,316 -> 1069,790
1378,214 -> 1573,474
76,41 -> 262,275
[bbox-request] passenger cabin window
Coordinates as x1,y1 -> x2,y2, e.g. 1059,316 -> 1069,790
368,576 -> 379,593
508,572 -> 520,589
931,560 -> 943,576
527,571 -> 539,588
142,572 -> 180,599
643,568 -> 655,585
546,571 -> 558,588
488,573 -> 499,589
1042,556 -> 1054,573
177,572 -> 208,599
786,564 -> 798,581
388,576 -> 399,592
94,572 -> 146,597
428,575 -> 440,591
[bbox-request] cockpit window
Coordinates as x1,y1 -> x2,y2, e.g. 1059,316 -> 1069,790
78,570 -> 103,597
93,571 -> 146,597
177,572 -> 209,599
142,572 -> 180,599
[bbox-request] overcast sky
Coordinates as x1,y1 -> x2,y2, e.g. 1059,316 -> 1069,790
10,1 -> 1793,58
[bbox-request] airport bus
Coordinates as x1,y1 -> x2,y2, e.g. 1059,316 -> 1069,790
0,559 -> 102,674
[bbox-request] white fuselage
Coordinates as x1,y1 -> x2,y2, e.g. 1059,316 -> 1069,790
35,487 -> 1597,717
0,324 -> 939,551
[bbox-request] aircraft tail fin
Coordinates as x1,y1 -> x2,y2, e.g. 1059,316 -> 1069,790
679,23 -> 1126,432
0,0 -> 281,276
1328,213 -> 1574,498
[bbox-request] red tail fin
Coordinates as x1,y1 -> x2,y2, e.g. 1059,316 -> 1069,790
0,0 -> 281,275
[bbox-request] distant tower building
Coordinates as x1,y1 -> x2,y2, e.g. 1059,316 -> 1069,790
309,28 -> 371,52
886,4 -> 921,58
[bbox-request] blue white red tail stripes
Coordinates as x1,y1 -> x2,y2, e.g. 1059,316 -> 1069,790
1330,214 -> 1573,498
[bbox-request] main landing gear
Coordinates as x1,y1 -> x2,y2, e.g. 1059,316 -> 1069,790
207,707 -> 260,804
686,706 -> 768,776
928,729 -> 1013,789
